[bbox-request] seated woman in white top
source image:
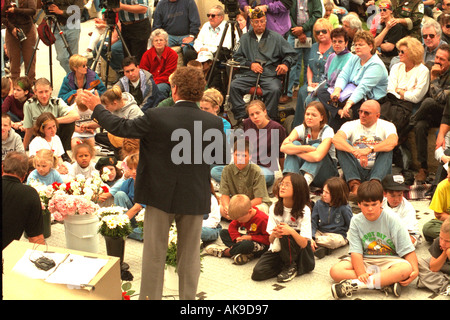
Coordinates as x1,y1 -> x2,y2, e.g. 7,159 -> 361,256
281,101 -> 339,188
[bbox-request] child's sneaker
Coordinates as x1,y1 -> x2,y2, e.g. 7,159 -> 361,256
381,282 -> 402,297
232,253 -> 253,265
331,280 -> 359,299
204,244 -> 227,257
277,264 -> 297,282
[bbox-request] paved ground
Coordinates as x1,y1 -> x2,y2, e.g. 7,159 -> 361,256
20,18 -> 449,302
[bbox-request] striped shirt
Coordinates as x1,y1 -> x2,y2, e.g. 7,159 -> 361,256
119,0 -> 149,22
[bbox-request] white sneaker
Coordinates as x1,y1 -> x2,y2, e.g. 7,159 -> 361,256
82,51 -> 94,59
204,244 -> 227,257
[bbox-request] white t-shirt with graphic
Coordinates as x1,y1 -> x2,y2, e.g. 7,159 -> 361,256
339,119 -> 397,168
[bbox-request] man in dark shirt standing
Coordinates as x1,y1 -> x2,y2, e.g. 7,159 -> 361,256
2,151 -> 44,250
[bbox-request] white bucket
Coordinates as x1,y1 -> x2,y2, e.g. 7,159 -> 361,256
164,265 -> 179,292
64,214 -> 100,253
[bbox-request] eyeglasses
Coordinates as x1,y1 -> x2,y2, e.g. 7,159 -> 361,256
423,33 -> 436,39
332,39 -> 344,44
207,13 -> 221,18
315,29 -> 328,35
358,109 -> 376,116
379,8 -> 389,12
399,49 -> 406,54
279,182 -> 292,189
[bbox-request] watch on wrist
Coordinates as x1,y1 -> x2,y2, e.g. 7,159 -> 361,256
370,146 -> 375,153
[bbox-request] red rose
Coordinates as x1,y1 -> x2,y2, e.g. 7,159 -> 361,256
101,186 -> 109,193
122,292 -> 130,300
291,217 -> 296,222
52,182 -> 61,190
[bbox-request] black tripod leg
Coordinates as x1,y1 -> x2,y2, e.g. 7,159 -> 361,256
115,26 -> 131,58
26,37 -> 40,76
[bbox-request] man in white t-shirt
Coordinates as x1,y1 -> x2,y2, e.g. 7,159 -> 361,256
332,100 -> 398,200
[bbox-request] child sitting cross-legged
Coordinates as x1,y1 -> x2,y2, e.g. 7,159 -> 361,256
204,194 -> 270,265
252,173 -> 315,283
330,180 -> 419,299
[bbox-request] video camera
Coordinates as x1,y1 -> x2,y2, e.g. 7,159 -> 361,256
99,0 -> 121,10
219,0 -> 240,19
41,0 -> 55,15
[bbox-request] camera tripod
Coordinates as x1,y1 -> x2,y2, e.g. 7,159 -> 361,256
206,17 -> 242,88
26,14 -> 72,86
90,11 -> 131,87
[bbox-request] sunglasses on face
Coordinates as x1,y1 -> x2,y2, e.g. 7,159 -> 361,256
379,8 -> 389,12
399,49 -> 406,54
358,109 -> 375,116
423,33 -> 436,39
315,29 -> 328,35
207,13 -> 220,18
445,24 -> 450,29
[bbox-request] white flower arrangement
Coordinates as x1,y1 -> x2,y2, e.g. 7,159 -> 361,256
97,206 -> 132,238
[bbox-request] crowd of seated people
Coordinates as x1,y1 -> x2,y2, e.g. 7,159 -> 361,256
2,0 -> 450,299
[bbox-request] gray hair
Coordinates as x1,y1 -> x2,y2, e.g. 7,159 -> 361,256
422,18 -> 442,38
210,5 -> 225,16
342,14 -> 362,31
150,28 -> 169,45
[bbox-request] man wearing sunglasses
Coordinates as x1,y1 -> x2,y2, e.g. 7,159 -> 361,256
193,5 -> 232,54
332,100 -> 398,201
422,19 -> 448,65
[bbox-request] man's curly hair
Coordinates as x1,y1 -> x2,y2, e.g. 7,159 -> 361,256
171,66 -> 206,102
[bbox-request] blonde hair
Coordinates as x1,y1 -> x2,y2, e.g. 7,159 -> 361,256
228,194 -> 252,220
313,18 -> 334,42
101,85 -> 123,104
34,149 -> 58,169
201,88 -> 223,113
126,153 -> 139,169
69,54 -> 88,73
396,36 -> 425,66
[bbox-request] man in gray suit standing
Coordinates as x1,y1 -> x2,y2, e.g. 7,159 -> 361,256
80,67 -> 226,300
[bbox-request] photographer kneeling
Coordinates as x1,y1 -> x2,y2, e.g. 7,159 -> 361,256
1,0 -> 37,83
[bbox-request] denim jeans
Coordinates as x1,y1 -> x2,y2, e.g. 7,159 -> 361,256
286,34 -> 311,97
283,141 -> 339,187
114,191 -> 133,209
168,34 -> 196,63
337,148 -> 393,182
157,82 -> 171,99
201,224 -> 222,243
54,24 -> 81,74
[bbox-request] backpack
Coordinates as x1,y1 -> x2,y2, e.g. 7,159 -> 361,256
37,19 -> 56,46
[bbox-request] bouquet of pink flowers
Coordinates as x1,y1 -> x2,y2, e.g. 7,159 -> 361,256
48,190 -> 100,221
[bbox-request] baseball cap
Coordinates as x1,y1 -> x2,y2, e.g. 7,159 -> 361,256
381,174 -> 409,191
196,51 -> 214,63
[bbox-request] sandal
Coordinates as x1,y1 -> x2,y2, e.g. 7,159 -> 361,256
232,253 -> 254,265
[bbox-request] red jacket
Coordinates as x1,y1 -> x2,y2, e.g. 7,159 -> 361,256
139,46 -> 178,85
228,208 -> 270,245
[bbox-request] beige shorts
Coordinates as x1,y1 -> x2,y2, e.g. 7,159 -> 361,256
343,255 -> 412,272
